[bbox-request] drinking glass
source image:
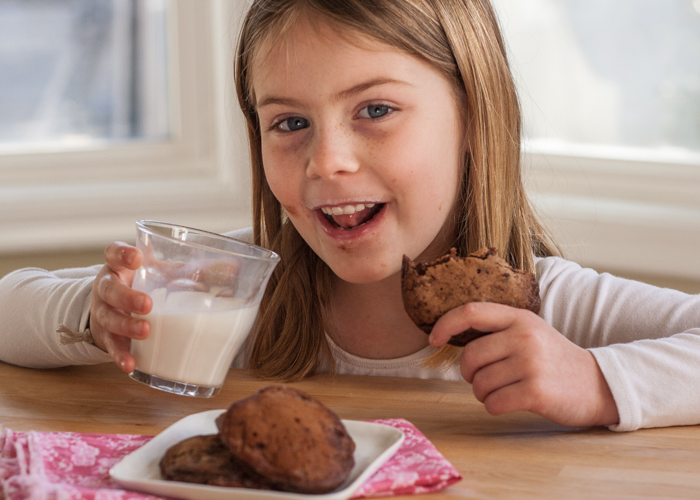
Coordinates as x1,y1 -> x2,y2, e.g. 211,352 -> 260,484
128,221 -> 279,397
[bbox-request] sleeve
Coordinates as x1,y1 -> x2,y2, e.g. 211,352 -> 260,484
536,257 -> 700,431
0,265 -> 112,368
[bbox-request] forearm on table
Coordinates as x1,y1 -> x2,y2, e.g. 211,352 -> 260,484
538,257 -> 700,430
0,266 -> 111,368
592,333 -> 700,431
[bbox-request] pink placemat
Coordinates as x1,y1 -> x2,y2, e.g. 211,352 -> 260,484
0,418 -> 461,500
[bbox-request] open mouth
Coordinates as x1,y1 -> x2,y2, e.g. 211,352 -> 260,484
320,203 -> 385,230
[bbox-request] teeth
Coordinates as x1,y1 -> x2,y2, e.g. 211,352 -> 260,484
321,203 -> 376,216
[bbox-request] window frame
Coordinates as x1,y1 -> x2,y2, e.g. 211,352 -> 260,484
0,0 -> 252,253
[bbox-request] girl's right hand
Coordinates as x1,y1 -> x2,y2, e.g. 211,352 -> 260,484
429,302 -> 619,428
90,242 -> 152,373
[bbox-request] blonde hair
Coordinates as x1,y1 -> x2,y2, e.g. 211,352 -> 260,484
235,0 -> 559,379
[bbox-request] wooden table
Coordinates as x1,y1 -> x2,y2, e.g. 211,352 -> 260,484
1,361 -> 700,499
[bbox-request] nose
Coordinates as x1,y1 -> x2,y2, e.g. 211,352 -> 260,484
305,123 -> 360,180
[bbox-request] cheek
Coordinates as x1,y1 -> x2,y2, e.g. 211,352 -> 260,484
261,145 -> 313,225
389,124 -> 461,206
421,117 -> 463,196
261,142 -> 296,204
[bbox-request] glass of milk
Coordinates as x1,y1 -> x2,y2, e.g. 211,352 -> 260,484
128,220 -> 279,397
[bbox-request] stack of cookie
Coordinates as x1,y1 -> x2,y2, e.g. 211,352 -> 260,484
160,386 -> 356,493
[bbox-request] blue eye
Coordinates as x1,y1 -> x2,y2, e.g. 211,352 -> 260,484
278,117 -> 309,131
359,105 -> 391,119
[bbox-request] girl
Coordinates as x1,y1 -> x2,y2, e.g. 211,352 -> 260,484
1,0 -> 699,432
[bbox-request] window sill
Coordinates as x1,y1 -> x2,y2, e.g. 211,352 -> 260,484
526,145 -> 700,279
0,176 -> 252,253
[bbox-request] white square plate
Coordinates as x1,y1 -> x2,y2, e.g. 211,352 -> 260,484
110,410 -> 404,500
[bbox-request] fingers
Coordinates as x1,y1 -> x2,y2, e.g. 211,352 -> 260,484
458,332 -> 506,383
90,241 -> 152,372
100,327 -> 138,373
96,272 -> 151,316
480,380 -> 537,416
90,296 -> 150,373
104,241 -> 143,273
92,298 -> 150,340
468,353 -> 522,401
199,259 -> 240,288
429,302 -> 524,347
465,349 -> 549,417
90,288 -> 151,372
92,269 -> 152,349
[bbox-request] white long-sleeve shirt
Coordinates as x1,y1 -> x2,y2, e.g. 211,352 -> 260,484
1,228 -> 699,432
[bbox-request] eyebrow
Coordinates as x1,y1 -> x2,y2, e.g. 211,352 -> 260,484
256,78 -> 411,109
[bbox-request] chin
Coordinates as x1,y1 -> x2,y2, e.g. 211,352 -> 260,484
327,260 -> 400,285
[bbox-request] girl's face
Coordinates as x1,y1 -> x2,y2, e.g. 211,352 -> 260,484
253,19 -> 465,284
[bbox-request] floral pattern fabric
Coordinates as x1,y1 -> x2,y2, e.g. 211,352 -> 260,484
0,418 -> 461,500
352,419 -> 462,498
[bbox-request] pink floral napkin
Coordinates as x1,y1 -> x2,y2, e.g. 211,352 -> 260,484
0,418 -> 461,500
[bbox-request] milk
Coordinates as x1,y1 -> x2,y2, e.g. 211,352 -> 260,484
131,288 -> 258,387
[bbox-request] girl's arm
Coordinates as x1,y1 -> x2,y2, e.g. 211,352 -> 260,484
537,257 -> 700,431
0,265 -> 112,368
0,228 -> 252,371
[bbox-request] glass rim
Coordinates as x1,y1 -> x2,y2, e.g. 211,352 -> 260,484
136,220 -> 280,263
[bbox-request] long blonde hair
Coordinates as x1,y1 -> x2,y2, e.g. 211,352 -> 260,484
235,0 -> 559,380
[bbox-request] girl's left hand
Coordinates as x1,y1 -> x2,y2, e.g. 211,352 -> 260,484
429,302 -> 620,428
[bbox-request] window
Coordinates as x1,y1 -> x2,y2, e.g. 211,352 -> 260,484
0,1 -> 251,253
494,0 -> 700,278
3,1 -> 698,279
0,0 -> 169,148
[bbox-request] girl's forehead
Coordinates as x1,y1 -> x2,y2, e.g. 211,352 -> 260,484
250,15 -> 402,89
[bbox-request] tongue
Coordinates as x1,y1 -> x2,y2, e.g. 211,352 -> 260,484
332,206 -> 376,229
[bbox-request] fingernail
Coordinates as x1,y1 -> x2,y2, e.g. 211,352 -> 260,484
132,322 -> 143,338
134,295 -> 145,312
124,250 -> 135,265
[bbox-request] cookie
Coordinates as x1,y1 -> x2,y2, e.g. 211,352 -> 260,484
159,434 -> 265,488
401,247 -> 541,346
216,386 -> 356,494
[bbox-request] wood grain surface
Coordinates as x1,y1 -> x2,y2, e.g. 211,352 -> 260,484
1,361 -> 699,499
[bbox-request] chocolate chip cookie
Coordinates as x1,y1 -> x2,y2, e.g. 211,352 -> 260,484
159,434 -> 265,488
216,386 -> 356,494
401,247 -> 541,346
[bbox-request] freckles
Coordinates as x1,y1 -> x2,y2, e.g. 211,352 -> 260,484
359,133 -> 386,157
